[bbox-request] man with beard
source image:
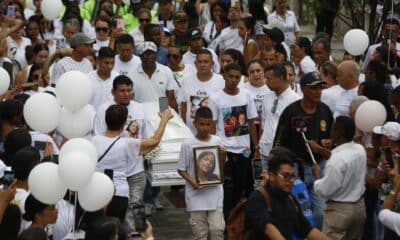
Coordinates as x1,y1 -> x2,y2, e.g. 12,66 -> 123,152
182,28 -> 220,73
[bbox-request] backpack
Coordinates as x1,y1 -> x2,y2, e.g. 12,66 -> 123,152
225,188 -> 272,240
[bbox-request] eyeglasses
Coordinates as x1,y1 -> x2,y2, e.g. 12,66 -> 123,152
271,98 -> 278,114
95,27 -> 109,33
167,54 -> 180,59
139,18 -> 151,23
274,172 -> 297,182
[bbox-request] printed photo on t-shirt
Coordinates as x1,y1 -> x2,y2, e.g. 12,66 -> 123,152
126,120 -> 140,138
190,96 -> 209,119
254,99 -> 263,124
222,105 -> 249,137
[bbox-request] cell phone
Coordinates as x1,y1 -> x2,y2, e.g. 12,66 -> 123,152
133,205 -> 148,232
159,96 -> 169,112
22,82 -> 36,90
34,141 -> 47,150
3,170 -> 14,189
6,5 -> 15,17
252,158 -> 262,180
384,147 -> 394,168
116,19 -> 125,31
104,169 -> 114,180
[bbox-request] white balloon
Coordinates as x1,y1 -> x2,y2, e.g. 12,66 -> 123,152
59,138 -> 98,166
343,29 -> 369,56
28,162 -> 67,204
41,0 -> 63,20
55,71 -> 93,112
58,151 -> 95,191
0,67 -> 10,95
24,93 -> 61,133
355,100 -> 387,132
78,172 -> 114,211
58,106 -> 92,139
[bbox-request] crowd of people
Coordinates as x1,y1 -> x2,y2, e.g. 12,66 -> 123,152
1,0 -> 400,239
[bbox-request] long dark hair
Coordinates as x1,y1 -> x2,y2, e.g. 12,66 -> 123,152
197,151 -> 216,174
248,0 -> 267,21
27,63 -> 43,83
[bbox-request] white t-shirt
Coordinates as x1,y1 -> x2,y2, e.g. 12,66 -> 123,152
177,135 -> 224,211
88,70 -> 119,109
128,63 -> 177,103
6,36 -> 32,69
51,57 -> 93,85
217,27 -> 243,52
113,54 -> 141,76
298,56 -> 316,75
93,39 -> 110,53
267,10 -> 301,46
53,200 -> 75,240
129,28 -> 145,48
180,73 -> 224,133
94,100 -> 147,176
30,131 -> 60,160
241,83 -> 271,125
259,87 -> 301,156
333,87 -> 358,119
209,89 -> 258,153
321,85 -> 344,114
172,64 -> 197,103
14,188 -> 31,233
92,135 -> 141,197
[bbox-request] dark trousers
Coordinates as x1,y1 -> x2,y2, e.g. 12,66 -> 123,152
363,187 -> 378,240
223,152 -> 253,219
316,10 -> 336,38
106,195 -> 129,223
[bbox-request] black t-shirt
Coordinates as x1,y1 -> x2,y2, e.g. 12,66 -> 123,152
245,185 -> 312,240
273,100 -> 333,164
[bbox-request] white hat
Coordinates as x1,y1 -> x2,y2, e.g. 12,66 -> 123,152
373,122 -> 400,141
262,20 -> 285,33
136,41 -> 157,55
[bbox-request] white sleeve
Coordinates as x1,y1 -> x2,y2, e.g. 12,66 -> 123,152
378,209 -> 400,236
177,141 -> 190,171
210,49 -> 221,73
165,68 -> 178,91
208,96 -> 219,121
313,162 -> 342,199
247,93 -> 258,119
93,107 -> 107,135
261,99 -> 266,129
300,59 -> 316,74
51,62 -> 65,85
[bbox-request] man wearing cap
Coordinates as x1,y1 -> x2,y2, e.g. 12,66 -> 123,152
52,33 -> 94,85
333,60 -> 359,119
182,28 -> 220,73
171,11 -> 190,53
314,116 -> 366,239
128,41 -> 178,111
273,71 -> 333,230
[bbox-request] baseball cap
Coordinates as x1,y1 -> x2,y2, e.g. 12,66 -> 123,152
300,72 -> 327,86
373,122 -> 400,141
187,28 -> 202,40
173,11 -> 188,21
70,33 -> 95,48
136,41 -> 157,55
262,27 -> 284,43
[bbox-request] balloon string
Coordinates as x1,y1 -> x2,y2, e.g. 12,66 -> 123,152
72,191 -> 77,237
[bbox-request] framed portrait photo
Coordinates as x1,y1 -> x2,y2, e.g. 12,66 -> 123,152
193,146 -> 224,186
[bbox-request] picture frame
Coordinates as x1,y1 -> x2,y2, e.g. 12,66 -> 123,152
193,145 -> 224,186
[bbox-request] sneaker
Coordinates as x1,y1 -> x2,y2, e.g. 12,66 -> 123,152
153,197 -> 164,210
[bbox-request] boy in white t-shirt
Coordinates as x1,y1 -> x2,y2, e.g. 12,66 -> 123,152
177,107 -> 225,240
208,63 -> 260,219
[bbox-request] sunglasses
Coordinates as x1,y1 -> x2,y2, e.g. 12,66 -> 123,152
139,18 -> 151,23
95,27 -> 109,33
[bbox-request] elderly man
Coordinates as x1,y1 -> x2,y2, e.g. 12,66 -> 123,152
333,60 -> 359,119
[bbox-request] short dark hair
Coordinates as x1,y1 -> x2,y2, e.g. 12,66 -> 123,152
333,116 -> 356,142
196,49 -> 213,60
195,106 -> 213,120
116,34 -> 134,46
105,104 -> 128,130
384,18 -> 400,27
224,63 -> 242,74
264,63 -> 287,81
367,59 -> 389,84
222,49 -> 246,75
0,99 -> 23,124
98,47 -> 115,59
144,24 -> 160,41
268,147 -> 295,173
85,217 -> 120,240
33,44 -> 49,55
4,129 -> 32,165
112,75 -> 133,90
12,146 -> 40,181
296,37 -> 312,56
313,37 -> 331,51
246,59 -> 264,71
23,194 -> 50,221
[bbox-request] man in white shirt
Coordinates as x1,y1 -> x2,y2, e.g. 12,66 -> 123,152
93,75 -> 148,229
89,47 -> 119,109
209,63 -> 259,218
217,5 -> 243,52
314,116 -> 366,239
52,33 -> 94,85
259,64 -> 300,169
113,34 -> 141,76
180,49 -> 224,133
128,41 -> 178,111
182,28 -> 221,73
334,61 -> 359,119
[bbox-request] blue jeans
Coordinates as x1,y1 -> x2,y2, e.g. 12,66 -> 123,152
300,160 -> 326,230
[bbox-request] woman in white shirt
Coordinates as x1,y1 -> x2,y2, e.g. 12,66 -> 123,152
202,2 -> 229,45
237,17 -> 259,64
268,0 -> 300,46
92,104 -> 172,221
